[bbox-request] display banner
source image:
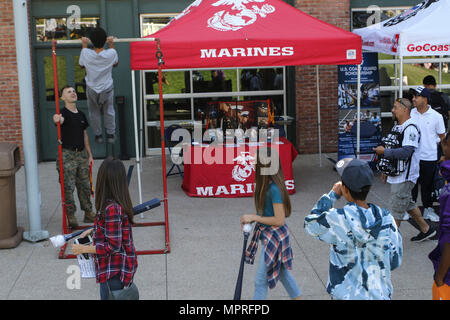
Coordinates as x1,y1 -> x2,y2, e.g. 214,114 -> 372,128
337,52 -> 381,163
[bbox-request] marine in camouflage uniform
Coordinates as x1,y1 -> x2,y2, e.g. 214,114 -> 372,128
54,86 -> 95,228
56,148 -> 94,227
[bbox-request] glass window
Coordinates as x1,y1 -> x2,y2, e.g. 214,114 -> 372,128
140,14 -> 177,37
240,68 -> 283,91
193,70 -> 236,93
146,98 -> 191,122
36,18 -> 68,42
69,17 -> 100,39
36,17 -> 99,42
351,8 -> 407,30
73,56 -> 86,100
193,95 -> 283,125
44,56 -> 67,101
145,71 -> 190,95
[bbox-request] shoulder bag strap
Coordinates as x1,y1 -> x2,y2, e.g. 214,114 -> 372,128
402,123 -> 420,180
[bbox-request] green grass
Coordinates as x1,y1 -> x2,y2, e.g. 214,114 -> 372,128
378,53 -> 450,92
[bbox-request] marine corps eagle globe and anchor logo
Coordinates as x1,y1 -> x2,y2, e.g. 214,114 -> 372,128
207,0 -> 276,31
232,152 -> 255,182
170,0 -> 276,31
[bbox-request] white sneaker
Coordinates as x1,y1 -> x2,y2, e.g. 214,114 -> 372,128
402,212 -> 410,221
423,207 -> 440,222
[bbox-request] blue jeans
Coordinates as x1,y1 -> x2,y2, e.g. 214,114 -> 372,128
99,274 -> 124,300
253,244 -> 301,300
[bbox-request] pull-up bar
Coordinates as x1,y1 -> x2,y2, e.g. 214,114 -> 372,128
56,37 -> 155,44
52,36 -> 153,218
52,36 -> 171,256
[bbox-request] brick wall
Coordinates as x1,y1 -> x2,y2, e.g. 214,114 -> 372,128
0,0 -> 22,160
294,0 -> 351,154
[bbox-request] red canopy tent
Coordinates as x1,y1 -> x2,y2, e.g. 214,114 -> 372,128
130,0 -> 362,69
127,0 -> 363,252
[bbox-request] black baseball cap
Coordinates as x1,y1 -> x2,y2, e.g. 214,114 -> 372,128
336,158 -> 373,192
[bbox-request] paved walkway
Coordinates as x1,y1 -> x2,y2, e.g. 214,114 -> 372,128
0,154 -> 437,300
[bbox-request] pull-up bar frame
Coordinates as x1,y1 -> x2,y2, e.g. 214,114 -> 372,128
52,37 -> 170,258
57,37 -> 156,44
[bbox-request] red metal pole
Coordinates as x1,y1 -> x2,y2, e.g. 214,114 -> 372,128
156,40 -> 170,253
89,162 -> 94,197
52,40 -> 69,236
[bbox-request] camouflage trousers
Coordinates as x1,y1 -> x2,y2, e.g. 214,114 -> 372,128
56,149 -> 93,216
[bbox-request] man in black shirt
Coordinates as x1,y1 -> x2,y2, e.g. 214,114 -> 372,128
53,86 -> 95,228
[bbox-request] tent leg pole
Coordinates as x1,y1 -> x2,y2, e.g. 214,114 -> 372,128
316,65 -> 322,167
357,64 -> 361,159
131,70 -> 143,211
399,55 -> 404,98
158,64 -> 170,253
139,70 -> 144,172
394,61 -> 398,100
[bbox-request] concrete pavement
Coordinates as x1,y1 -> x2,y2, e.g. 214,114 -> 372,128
0,153 -> 438,300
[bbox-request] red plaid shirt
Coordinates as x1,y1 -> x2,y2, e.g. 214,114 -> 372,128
93,201 -> 137,286
244,223 -> 293,289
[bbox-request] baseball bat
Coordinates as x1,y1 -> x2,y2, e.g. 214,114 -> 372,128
50,198 -> 162,248
233,224 -> 252,300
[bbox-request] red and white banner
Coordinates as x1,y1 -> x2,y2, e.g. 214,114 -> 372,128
354,0 -> 450,56
181,138 -> 297,198
130,0 -> 362,70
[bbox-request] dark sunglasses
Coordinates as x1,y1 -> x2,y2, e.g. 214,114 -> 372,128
395,98 -> 411,108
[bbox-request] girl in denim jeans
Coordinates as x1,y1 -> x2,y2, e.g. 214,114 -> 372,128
241,147 -> 301,300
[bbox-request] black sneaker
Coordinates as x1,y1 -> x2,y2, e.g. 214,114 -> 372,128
95,135 -> 104,144
411,224 -> 437,242
106,134 -> 115,144
430,233 -> 439,241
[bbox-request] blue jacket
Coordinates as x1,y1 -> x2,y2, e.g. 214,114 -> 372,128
304,190 -> 403,300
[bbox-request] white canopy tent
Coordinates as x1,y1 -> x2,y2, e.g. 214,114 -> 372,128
354,0 -> 450,97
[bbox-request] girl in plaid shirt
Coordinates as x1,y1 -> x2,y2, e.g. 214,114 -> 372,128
241,147 -> 301,300
72,157 -> 138,300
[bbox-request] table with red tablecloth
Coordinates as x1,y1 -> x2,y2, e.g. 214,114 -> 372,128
181,137 -> 298,198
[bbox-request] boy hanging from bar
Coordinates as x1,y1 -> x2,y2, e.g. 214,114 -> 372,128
53,85 -> 96,228
79,27 -> 118,145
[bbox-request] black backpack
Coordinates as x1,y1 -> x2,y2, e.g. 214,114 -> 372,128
376,123 -> 420,177
429,91 -> 449,129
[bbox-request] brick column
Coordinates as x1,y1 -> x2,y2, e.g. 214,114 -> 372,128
294,0 -> 350,154
0,0 -> 22,160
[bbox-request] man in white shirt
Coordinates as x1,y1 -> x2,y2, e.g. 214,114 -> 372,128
374,98 -> 436,241
79,27 -> 118,144
410,86 -> 446,222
